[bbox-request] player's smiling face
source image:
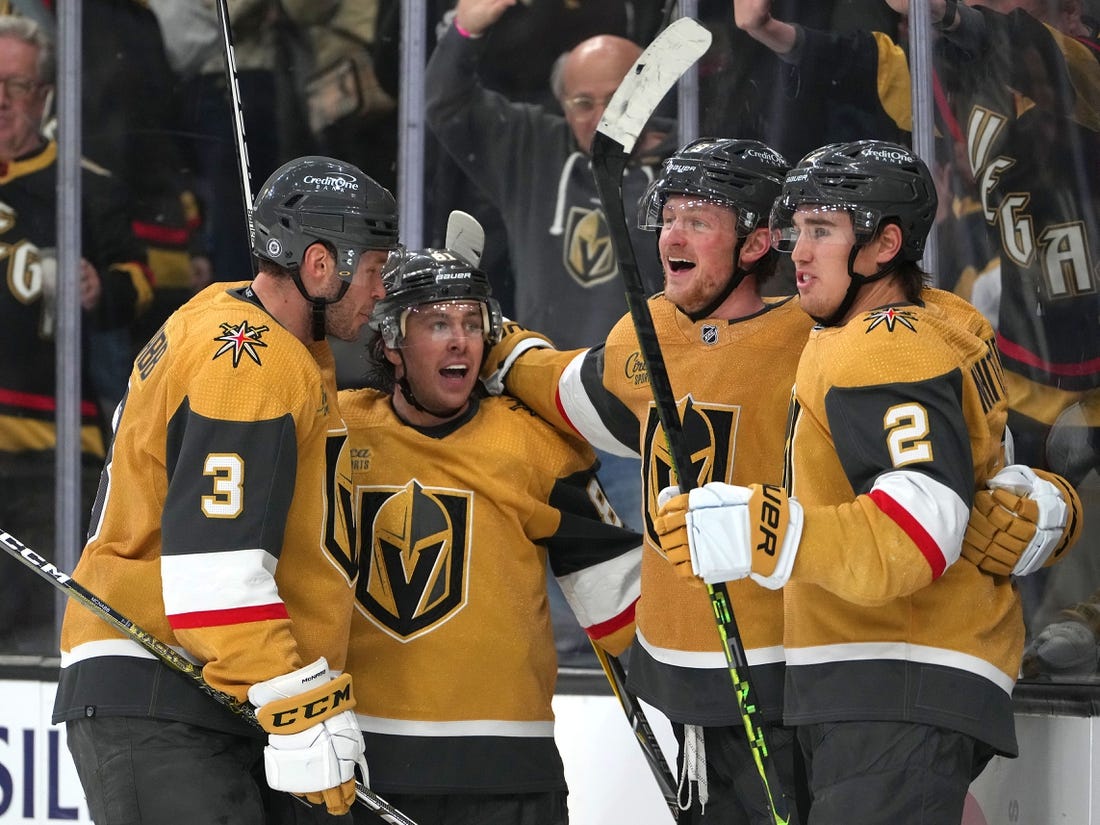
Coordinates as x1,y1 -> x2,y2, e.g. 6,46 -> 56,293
388,300 -> 485,424
657,195 -> 740,316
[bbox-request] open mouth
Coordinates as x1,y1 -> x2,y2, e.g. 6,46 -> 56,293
667,257 -> 695,273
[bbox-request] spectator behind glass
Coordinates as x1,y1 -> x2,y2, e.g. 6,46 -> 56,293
0,15 -> 150,654
298,1 -> 398,194
67,0 -> 208,417
735,0 -> 1100,646
424,0 -> 675,663
146,0 -> 329,285
373,0 -> 651,324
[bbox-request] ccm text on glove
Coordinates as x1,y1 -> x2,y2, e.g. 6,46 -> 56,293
249,658 -> 369,816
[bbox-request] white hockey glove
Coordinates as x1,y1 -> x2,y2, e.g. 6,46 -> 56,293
248,658 -> 367,816
654,482 -> 804,589
480,318 -> 553,395
961,465 -> 1074,576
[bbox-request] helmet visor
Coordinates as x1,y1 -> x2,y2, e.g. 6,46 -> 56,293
769,203 -> 877,253
392,300 -> 492,349
638,188 -> 745,236
337,246 -> 399,289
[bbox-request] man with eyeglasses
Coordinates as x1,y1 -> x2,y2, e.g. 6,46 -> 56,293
425,0 -> 668,356
0,14 -> 151,655
424,0 -> 671,666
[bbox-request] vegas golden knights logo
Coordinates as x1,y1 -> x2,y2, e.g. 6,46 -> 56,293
641,397 -> 740,551
355,480 -> 472,641
563,205 -> 617,287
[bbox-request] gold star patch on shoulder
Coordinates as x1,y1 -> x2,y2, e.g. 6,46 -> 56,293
213,319 -> 270,366
864,307 -> 918,333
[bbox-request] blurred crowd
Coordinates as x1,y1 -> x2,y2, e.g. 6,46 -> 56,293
1,0 -> 1099,684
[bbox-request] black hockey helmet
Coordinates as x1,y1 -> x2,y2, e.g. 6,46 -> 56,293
370,248 -> 503,348
770,140 -> 937,262
252,155 -> 399,280
638,138 -> 790,236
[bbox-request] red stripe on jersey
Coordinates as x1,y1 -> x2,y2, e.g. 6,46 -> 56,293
168,602 -> 289,629
997,332 -> 1100,377
585,596 -> 637,639
868,489 -> 946,579
131,219 -> 190,246
554,387 -> 584,437
0,386 -> 99,417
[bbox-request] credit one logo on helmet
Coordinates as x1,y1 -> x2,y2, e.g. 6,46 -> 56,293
861,147 -> 914,164
302,174 -> 361,192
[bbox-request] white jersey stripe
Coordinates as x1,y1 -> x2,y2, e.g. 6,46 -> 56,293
558,352 -> 639,457
871,470 -> 969,568
556,546 -> 642,628
785,641 -> 1015,694
357,714 -> 555,738
636,628 -> 785,668
161,547 -> 281,616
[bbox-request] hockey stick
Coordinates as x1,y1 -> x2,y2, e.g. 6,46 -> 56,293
590,17 -> 791,825
215,0 -> 257,273
590,644 -> 679,820
0,529 -> 419,825
445,209 -> 485,267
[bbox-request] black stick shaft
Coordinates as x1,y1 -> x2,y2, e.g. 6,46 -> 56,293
0,529 -> 418,825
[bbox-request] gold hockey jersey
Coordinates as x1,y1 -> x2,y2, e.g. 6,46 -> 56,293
506,295 -> 814,724
784,290 -> 1021,756
340,389 -> 642,792
53,282 -> 357,734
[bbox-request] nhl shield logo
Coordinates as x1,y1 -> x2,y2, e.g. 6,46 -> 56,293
355,480 -> 472,641
701,324 -> 719,345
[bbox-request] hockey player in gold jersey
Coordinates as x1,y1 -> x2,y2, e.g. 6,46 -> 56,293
483,137 -> 1081,825
53,156 -> 400,824
340,247 -> 642,825
489,137 -> 811,824
656,141 -> 1079,824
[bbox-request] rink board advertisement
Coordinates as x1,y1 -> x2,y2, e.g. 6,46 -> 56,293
0,680 -> 85,822
0,676 -> 1095,824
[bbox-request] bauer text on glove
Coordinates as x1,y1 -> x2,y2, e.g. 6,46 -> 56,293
248,658 -> 369,816
654,482 -> 803,589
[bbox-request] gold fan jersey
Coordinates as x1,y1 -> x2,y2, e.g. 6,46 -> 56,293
53,282 -> 357,735
0,140 -> 151,457
784,291 -> 1021,756
340,389 -> 642,793
505,296 -> 814,724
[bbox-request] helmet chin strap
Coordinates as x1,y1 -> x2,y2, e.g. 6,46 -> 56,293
810,245 -> 898,328
396,375 -> 466,420
290,272 -> 350,341
674,236 -> 761,322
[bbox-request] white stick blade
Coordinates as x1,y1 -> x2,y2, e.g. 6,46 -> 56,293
596,17 -> 712,153
445,209 -> 485,266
